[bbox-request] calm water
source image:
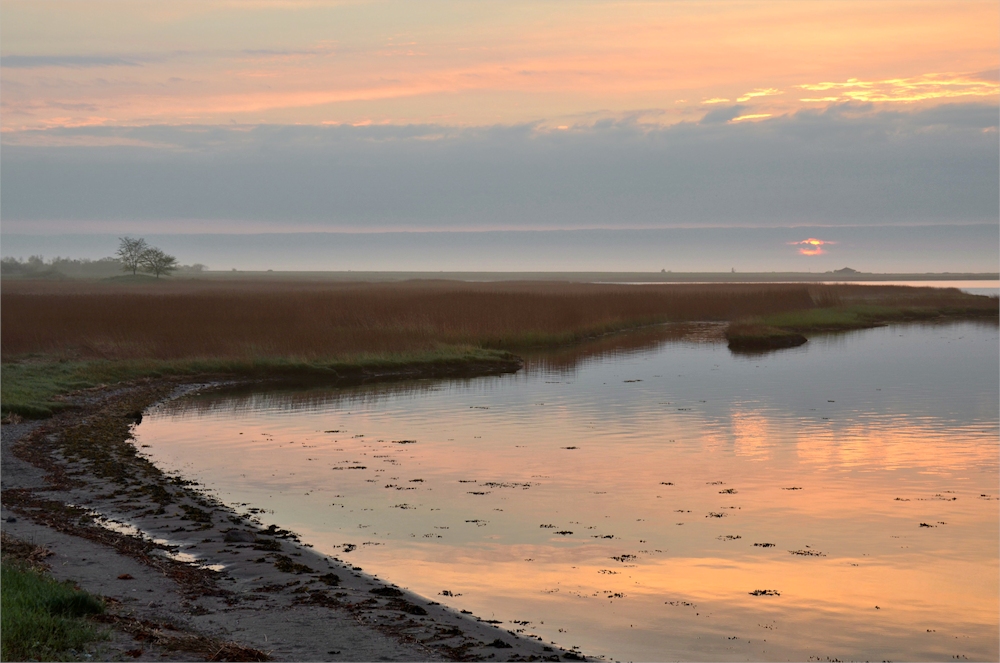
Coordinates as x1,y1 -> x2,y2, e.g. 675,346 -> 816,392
596,281 -> 1000,296
136,322 -> 999,661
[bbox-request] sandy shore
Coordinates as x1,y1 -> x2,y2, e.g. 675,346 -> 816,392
1,379 -> 585,662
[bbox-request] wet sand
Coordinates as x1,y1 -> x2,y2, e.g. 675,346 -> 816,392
1,381 -> 578,662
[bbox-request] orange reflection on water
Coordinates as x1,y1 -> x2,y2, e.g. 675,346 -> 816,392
793,416 -> 999,472
135,323 -> 998,661
308,538 -> 999,661
730,410 -> 775,459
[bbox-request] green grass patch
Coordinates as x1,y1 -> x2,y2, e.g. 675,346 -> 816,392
759,304 -> 972,331
0,560 -> 105,661
726,298 -> 997,350
1,346 -> 519,418
477,317 -> 670,350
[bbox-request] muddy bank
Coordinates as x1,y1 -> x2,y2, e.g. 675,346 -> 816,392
1,378 -> 583,662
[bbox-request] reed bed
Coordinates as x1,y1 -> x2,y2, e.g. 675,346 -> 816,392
2,279 -> 993,362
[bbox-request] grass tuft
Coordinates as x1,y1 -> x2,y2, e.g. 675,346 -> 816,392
0,347 -> 519,418
1,552 -> 106,661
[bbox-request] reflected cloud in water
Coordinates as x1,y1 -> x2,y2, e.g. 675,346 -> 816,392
137,321 -> 998,661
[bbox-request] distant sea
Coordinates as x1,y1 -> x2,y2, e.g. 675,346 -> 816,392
2,224 -> 997,273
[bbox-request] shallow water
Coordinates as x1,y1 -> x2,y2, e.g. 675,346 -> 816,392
136,322 -> 999,661
593,280 -> 1000,296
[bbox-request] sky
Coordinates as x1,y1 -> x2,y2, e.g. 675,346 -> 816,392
1,1 -> 998,271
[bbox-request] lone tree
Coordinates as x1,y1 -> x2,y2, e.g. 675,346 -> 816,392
141,248 -> 178,278
116,237 -> 148,275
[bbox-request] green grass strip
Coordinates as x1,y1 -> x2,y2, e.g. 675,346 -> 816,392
1,346 -> 518,418
759,304 -> 986,331
0,560 -> 106,662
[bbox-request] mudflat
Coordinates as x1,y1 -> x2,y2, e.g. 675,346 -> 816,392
1,379 -> 572,662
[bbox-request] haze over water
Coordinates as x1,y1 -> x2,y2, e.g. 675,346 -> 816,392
133,322 -> 999,661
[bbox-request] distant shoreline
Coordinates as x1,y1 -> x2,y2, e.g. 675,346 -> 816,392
72,270 -> 1000,283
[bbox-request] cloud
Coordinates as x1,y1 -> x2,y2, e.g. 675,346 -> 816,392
1,54 -> 143,68
1,103 -> 996,233
699,105 -> 746,124
730,113 -> 771,123
737,88 -> 783,102
797,72 -> 999,104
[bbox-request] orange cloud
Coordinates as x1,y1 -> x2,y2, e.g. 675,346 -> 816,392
798,72 -> 999,104
1,1 -> 997,132
736,87 -> 783,102
730,113 -> 771,123
789,238 -> 834,256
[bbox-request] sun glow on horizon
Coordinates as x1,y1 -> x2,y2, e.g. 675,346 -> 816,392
790,238 -> 835,256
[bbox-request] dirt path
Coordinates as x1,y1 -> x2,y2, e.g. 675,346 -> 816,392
1,382 -> 579,662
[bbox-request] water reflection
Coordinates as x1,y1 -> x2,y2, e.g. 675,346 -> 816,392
137,322 -> 999,661
158,322 -> 726,415
520,322 -> 726,373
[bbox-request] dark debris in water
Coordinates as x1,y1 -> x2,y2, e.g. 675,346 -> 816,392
271,554 -> 314,574
253,539 -> 282,552
388,599 -> 427,615
264,524 -> 299,540
317,573 -> 340,586
369,586 -> 404,597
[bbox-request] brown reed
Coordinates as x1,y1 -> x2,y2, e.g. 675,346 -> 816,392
1,279 -> 993,361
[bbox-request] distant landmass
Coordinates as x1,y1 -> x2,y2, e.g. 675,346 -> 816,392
110,270 -> 997,283
2,225 -> 997,273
